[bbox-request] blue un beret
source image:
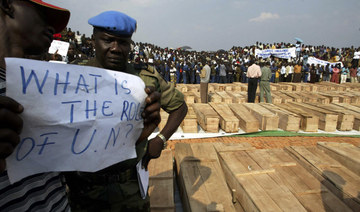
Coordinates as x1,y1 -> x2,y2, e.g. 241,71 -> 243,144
88,11 -> 137,37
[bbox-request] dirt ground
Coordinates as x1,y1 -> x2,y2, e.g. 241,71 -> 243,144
168,136 -> 360,150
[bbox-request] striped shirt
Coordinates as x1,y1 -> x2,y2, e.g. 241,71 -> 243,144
0,67 -> 70,212
0,67 -> 5,96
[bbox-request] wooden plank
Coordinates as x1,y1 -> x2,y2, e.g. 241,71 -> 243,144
208,93 -> 222,103
175,143 -> 236,212
285,145 -> 360,210
213,142 -> 255,152
243,103 -> 279,131
229,104 -> 259,133
192,103 -> 220,132
183,92 -> 195,104
191,91 -> 202,103
209,103 -> 239,133
216,91 -> 234,104
317,142 -> 360,176
247,148 -> 352,211
325,103 -> 360,131
287,102 -> 338,132
306,103 -> 355,131
273,91 -> 293,103
175,84 -> 187,93
186,84 -> 200,92
270,92 -> 283,104
334,103 -> 360,114
280,91 -> 303,102
218,149 -> 307,211
226,91 -> 246,103
260,103 -> 301,132
148,149 -> 175,212
181,105 -> 198,133
275,103 -> 319,132
318,92 -> 340,103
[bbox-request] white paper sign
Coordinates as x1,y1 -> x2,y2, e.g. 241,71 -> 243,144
48,40 -> 70,57
255,48 -> 296,59
136,159 -> 149,199
5,58 -> 147,183
307,56 -> 343,68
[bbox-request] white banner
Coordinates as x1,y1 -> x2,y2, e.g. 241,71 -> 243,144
255,48 -> 296,59
5,58 -> 147,183
307,56 -> 343,68
48,40 -> 70,57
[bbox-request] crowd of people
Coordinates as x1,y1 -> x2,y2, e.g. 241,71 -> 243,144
54,28 -> 360,85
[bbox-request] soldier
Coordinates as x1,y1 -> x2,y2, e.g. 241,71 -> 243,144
65,11 -> 187,211
259,61 -> 272,103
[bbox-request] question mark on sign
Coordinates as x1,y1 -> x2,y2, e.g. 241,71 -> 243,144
126,124 -> 133,138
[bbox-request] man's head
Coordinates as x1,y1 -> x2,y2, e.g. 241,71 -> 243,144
0,0 -> 70,56
89,11 -> 137,72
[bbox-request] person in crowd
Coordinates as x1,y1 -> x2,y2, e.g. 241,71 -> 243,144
350,65 -> 358,83
246,59 -> 261,103
182,61 -> 189,84
170,63 -> 177,83
65,11 -> 187,211
210,61 -> 216,83
341,64 -> 349,84
331,64 -> 341,84
270,62 -> 277,83
0,1 -> 70,211
274,64 -> 280,83
259,61 -> 272,103
309,64 -> 317,83
200,60 -> 211,103
293,63 -> 302,82
286,62 -> 294,82
241,62 -> 248,83
195,62 -> 201,84
280,62 -> 286,82
234,62 -> 241,82
219,61 -> 227,83
227,61 -> 234,83
323,64 -> 330,82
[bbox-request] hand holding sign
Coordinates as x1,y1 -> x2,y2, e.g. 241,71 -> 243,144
136,87 -> 161,144
0,96 -> 24,172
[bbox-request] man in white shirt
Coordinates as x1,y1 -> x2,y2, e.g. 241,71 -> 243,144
246,60 -> 262,103
200,60 -> 211,103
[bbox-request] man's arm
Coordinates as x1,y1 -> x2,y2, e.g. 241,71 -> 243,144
142,102 -> 187,169
136,87 -> 161,144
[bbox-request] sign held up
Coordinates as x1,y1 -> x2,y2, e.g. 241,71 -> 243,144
5,58 -> 147,183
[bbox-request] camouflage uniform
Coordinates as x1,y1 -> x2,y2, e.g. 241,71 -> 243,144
65,59 -> 185,212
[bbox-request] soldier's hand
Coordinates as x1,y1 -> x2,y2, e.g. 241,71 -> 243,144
141,136 -> 164,170
0,96 -> 24,173
142,86 -> 161,125
136,86 -> 161,144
